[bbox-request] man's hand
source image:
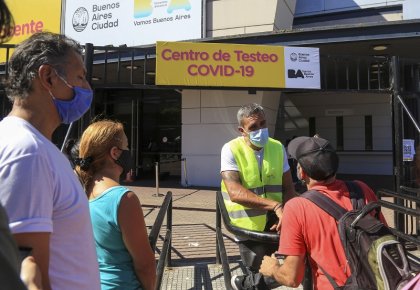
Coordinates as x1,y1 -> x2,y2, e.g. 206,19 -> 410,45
259,254 -> 306,287
14,232 -> 51,290
269,206 -> 283,231
259,254 -> 279,277
21,256 -> 43,290
269,169 -> 296,232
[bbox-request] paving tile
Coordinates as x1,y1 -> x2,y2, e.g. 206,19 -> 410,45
122,179 -> 418,289
130,183 -> 302,289
160,263 -> 302,290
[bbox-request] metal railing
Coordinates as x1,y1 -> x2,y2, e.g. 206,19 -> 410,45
377,188 -> 420,270
215,191 -> 312,290
396,94 -> 420,134
148,191 -> 173,290
320,55 -> 391,91
84,44 -> 157,87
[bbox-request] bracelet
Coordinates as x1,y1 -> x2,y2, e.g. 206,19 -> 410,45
273,203 -> 282,212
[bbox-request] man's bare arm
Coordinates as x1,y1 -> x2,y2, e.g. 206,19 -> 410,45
270,170 -> 299,230
14,232 -> 51,290
221,170 -> 278,211
282,170 -> 298,204
259,254 -> 306,287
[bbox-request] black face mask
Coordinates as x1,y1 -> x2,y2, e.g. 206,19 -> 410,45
115,149 -> 132,177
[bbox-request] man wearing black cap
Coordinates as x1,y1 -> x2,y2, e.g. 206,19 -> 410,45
231,135 -> 385,290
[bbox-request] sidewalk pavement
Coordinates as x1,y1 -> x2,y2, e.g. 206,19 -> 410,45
124,177 -> 409,290
126,177 -> 398,264
127,178 -> 237,264
127,178 -> 300,289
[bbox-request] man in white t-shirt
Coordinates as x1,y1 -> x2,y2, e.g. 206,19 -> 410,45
220,103 -> 296,287
0,32 -> 100,290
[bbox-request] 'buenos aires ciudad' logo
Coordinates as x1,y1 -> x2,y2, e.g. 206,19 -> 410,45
73,7 -> 89,32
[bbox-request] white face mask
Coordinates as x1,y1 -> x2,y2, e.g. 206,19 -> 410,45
247,128 -> 269,148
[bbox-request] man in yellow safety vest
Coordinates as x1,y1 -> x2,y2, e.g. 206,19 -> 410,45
220,103 -> 296,277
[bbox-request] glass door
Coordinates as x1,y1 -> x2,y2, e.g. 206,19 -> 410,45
93,88 -> 181,180
140,89 -> 181,179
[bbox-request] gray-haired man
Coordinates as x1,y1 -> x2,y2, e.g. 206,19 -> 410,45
0,32 -> 100,290
221,103 -> 296,281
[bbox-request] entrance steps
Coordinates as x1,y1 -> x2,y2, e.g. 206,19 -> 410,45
139,187 -> 304,289
159,261 -> 302,289
160,262 -> 242,289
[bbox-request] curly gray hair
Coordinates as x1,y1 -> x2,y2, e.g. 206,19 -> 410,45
5,32 -> 82,100
237,103 -> 265,126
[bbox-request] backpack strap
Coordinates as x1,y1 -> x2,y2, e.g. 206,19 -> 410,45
317,264 -> 342,290
344,180 -> 365,210
345,180 -> 383,219
301,190 -> 349,290
301,190 -> 347,221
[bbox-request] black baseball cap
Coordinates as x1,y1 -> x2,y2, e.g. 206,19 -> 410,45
287,136 -> 339,180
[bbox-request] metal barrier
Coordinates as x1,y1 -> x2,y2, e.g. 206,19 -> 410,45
153,162 -> 164,197
181,157 -> 188,187
377,187 -> 420,270
215,191 -> 312,290
148,191 -> 173,290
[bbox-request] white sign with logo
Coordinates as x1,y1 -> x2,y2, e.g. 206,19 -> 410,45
403,139 -> 415,162
64,0 -> 202,47
403,0 -> 420,20
284,47 -> 320,89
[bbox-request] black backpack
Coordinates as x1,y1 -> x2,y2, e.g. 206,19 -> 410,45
302,181 -> 415,290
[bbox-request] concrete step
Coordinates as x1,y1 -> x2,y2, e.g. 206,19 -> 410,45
138,188 -> 303,289
160,262 -> 302,290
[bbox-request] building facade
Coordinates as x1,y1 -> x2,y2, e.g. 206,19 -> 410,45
2,0 -> 420,189
176,0 -> 420,187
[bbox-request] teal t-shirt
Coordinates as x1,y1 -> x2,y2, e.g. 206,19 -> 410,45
89,186 -> 142,290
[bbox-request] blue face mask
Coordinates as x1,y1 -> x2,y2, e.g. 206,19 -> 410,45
49,72 -> 93,124
248,128 -> 269,148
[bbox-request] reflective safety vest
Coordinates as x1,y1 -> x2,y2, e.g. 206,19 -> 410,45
221,137 -> 284,231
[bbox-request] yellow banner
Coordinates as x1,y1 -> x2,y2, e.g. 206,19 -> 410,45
156,41 -> 285,88
0,0 -> 62,61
